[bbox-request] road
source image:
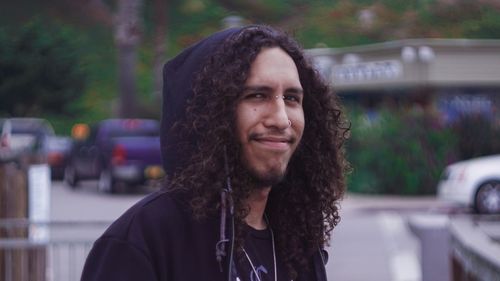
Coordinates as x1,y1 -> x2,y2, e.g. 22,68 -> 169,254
50,180 -> 145,221
327,193 -> 452,281
50,180 -> 453,281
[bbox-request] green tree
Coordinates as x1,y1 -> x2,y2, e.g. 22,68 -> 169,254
0,19 -> 86,117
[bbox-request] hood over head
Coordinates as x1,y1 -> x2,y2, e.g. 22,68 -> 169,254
161,27 -> 245,176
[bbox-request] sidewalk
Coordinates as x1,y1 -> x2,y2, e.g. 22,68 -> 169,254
326,193 -> 450,281
340,192 -> 456,214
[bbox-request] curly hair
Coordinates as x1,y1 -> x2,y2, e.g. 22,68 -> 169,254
166,25 -> 349,279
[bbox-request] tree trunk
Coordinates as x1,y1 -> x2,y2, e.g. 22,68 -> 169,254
117,45 -> 138,117
153,0 -> 168,103
115,0 -> 143,118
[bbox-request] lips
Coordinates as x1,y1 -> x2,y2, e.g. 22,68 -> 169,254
250,134 -> 294,151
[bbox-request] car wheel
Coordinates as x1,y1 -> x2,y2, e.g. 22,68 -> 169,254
98,169 -> 114,193
475,181 -> 500,214
64,165 -> 78,188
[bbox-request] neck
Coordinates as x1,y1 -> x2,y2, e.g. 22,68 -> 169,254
244,186 -> 271,230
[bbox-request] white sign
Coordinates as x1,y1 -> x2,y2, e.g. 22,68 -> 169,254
332,60 -> 403,84
28,164 -> 51,241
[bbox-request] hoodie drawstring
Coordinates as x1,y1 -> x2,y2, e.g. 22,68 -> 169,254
216,146 -> 235,274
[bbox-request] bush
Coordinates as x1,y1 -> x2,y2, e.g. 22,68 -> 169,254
346,107 -> 457,195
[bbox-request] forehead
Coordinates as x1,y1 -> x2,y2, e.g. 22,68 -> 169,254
246,47 -> 301,86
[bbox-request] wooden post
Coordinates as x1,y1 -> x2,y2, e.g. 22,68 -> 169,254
0,153 -> 46,281
0,160 -> 28,281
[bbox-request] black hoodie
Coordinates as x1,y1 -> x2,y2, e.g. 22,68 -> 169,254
160,26 -> 242,176
80,26 -> 328,281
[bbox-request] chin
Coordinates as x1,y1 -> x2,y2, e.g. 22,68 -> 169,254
250,167 -> 287,188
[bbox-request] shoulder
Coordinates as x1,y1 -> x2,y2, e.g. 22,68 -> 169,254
82,191 -> 192,280
99,190 -> 191,244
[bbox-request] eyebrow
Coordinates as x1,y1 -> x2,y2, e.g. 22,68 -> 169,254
243,85 -> 304,95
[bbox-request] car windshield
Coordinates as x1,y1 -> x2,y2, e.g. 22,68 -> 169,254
98,119 -> 160,139
107,127 -> 159,138
48,137 -> 72,151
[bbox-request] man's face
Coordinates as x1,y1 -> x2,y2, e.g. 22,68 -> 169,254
235,47 -> 305,187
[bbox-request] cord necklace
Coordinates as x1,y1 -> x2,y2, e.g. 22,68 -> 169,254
241,217 -> 277,281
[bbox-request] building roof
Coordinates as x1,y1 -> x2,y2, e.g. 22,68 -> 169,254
306,38 -> 500,91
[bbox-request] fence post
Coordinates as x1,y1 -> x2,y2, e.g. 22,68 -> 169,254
408,214 -> 451,281
0,155 -> 28,281
0,152 -> 47,281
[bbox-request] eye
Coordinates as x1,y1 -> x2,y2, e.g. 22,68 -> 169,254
284,94 -> 302,104
244,93 -> 267,100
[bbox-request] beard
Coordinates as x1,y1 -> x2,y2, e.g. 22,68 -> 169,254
230,143 -> 292,192
247,165 -> 286,188
238,159 -> 287,190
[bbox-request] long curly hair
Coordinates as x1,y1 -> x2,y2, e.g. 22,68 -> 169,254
166,25 -> 349,279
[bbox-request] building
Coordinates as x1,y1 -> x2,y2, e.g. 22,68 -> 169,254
307,39 -> 500,124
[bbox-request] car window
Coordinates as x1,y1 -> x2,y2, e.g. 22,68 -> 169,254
48,137 -> 72,151
97,120 -> 160,140
1,118 -> 55,153
9,134 -> 37,151
107,127 -> 159,138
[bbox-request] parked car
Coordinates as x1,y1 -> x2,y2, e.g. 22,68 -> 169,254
437,154 -> 500,214
0,117 -> 55,156
47,136 -> 73,180
64,118 -> 164,193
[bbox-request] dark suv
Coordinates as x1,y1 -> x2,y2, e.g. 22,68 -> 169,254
64,119 -> 164,193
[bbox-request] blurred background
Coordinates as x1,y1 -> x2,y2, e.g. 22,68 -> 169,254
1,0 -> 500,281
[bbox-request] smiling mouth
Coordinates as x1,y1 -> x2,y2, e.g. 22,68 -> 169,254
250,134 -> 294,150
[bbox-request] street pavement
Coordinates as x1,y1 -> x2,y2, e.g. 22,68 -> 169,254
50,180 -> 144,221
326,193 -> 452,281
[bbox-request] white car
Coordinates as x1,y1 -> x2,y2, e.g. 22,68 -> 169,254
437,154 -> 500,214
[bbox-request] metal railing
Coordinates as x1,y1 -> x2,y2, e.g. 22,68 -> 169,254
0,219 -> 110,281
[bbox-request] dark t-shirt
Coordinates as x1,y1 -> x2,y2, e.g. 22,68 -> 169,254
236,226 -> 288,281
235,225 -> 320,281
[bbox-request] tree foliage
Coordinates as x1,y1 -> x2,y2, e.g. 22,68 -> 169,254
0,19 -> 86,117
0,0 -> 499,128
294,0 -> 500,48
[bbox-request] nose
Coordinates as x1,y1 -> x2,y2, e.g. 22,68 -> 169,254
262,97 -> 290,130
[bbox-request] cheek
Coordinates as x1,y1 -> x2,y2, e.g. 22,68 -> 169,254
235,106 -> 258,140
291,111 -> 305,134
237,106 -> 259,122
295,122 -> 305,140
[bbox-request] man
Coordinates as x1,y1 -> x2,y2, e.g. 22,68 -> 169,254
81,25 -> 348,281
